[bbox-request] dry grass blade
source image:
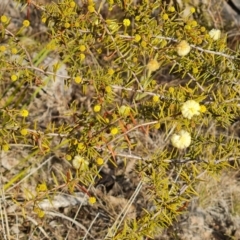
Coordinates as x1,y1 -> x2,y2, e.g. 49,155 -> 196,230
0,180 -> 10,240
83,212 -> 100,240
105,181 -> 143,239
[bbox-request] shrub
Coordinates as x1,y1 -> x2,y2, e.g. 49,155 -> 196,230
1,0 -> 240,239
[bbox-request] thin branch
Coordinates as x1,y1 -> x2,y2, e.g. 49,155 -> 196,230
191,44 -> 236,60
108,120 -> 158,145
111,85 -> 176,101
154,35 -> 237,60
5,29 -> 33,66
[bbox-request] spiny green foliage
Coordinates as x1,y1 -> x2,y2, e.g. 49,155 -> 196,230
1,0 -> 240,239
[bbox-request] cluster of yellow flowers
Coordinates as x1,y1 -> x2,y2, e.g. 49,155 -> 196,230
176,28 -> 221,57
171,100 -> 206,149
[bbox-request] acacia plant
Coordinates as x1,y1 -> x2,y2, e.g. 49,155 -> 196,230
1,0 -> 240,239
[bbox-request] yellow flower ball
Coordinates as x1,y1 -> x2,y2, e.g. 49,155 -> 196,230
80,53 -> 85,61
89,0 -> 94,6
2,144 -> 9,152
38,210 -> 45,218
181,100 -> 200,119
79,45 -> 86,52
197,38 -> 203,44
200,26 -> 206,32
190,20 -> 198,27
171,130 -> 191,149
123,19 -> 131,27
20,109 -> 29,117
169,6 -> 175,12
0,45 -> 6,52
135,15 -> 140,21
105,86 -> 112,93
141,41 -> 147,48
152,95 -> 160,103
1,15 -> 8,23
190,7 -> 196,13
133,57 -> 138,63
200,105 -> 207,113
64,22 -> 71,28
111,127 -> 119,135
74,76 -> 82,84
36,183 -> 48,192
11,74 -> 18,81
88,5 -> 95,13
41,17 -> 47,23
152,80 -> 157,85
168,87 -> 175,93
108,68 -> 115,75
192,67 -> 198,74
88,196 -> 96,204
94,105 -> 101,112
96,157 -> 104,165
177,40 -> 191,57
34,208 -> 45,218
75,22 -> 80,27
134,34 -> 141,42
162,13 -> 169,20
11,48 -> 18,54
184,25 -> 191,31
66,154 -> 72,161
20,128 -> 28,136
70,1 -> 76,8
77,142 -> 85,150
23,20 -> 30,27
